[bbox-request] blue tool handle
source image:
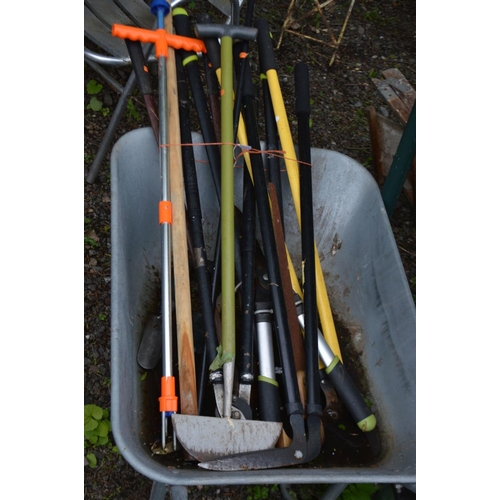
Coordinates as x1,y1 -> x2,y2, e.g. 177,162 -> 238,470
150,0 -> 170,28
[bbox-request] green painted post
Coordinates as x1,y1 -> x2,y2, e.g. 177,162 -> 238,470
381,102 -> 416,218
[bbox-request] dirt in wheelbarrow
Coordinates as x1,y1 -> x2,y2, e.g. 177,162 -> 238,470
84,0 -> 415,498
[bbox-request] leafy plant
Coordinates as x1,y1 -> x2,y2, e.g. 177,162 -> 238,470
86,452 -> 97,468
84,404 -> 118,468
364,10 -> 380,23
368,69 -> 378,79
84,235 -> 99,248
85,404 -> 111,447
87,96 -> 103,112
86,79 -> 110,116
246,484 -> 278,500
339,484 -> 380,500
87,79 -> 103,95
126,97 -> 140,120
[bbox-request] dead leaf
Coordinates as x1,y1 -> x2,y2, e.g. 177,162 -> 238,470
85,229 -> 100,243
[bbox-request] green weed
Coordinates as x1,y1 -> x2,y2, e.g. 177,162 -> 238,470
340,483 -> 380,500
84,236 -> 99,248
364,10 -> 380,23
84,404 -> 119,468
87,79 -> 102,95
86,79 -> 110,116
126,97 -> 140,120
246,484 -> 278,500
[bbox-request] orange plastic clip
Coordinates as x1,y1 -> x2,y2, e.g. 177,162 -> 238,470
159,376 -> 178,413
239,52 -> 248,59
159,200 -> 173,224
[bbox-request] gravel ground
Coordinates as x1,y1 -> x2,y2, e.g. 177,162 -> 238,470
84,1 -> 415,498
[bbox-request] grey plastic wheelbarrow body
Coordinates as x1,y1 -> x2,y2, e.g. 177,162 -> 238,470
110,128 -> 416,487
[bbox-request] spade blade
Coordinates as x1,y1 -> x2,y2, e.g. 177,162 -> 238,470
171,414 -> 282,463
199,414 -> 308,471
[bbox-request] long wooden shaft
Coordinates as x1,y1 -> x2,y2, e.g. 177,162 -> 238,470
165,13 -> 197,416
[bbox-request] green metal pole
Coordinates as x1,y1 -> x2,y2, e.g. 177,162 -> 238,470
220,35 -> 235,418
381,102 -> 416,218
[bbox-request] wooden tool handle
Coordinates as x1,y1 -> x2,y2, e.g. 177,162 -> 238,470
166,13 -> 197,416
268,183 -> 307,409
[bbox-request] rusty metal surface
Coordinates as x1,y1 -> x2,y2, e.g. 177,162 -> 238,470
367,99 -> 414,206
371,68 -> 416,126
268,183 -> 306,374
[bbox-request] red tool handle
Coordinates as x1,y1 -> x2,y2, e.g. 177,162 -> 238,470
112,24 -> 207,58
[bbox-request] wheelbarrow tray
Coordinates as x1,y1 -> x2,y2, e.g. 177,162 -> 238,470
110,128 -> 416,487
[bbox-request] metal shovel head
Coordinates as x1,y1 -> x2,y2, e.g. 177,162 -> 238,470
199,414 -> 308,471
171,414 -> 282,462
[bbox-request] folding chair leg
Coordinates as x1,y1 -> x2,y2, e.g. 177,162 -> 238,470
86,70 -> 137,183
169,485 -> 189,500
85,58 -> 125,94
148,481 -> 167,500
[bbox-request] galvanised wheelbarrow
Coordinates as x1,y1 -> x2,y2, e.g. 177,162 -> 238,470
109,128 -> 416,497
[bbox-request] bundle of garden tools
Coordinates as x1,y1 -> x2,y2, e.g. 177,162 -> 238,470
112,0 -> 377,471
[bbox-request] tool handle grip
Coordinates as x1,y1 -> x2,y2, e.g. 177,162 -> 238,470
113,24 -> 206,56
258,378 -> 282,422
294,62 -> 310,116
255,18 -> 276,73
150,0 -> 170,17
195,13 -> 221,70
125,39 -> 152,95
172,8 -> 193,53
326,359 -> 377,432
255,304 -> 282,422
112,24 -> 158,44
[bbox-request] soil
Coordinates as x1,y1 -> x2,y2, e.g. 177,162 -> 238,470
84,0 -> 415,498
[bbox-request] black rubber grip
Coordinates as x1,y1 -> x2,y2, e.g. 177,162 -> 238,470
125,39 -> 152,95
172,8 -> 193,50
294,62 -> 310,116
327,361 -> 375,428
258,378 -> 282,423
195,13 -> 221,70
254,18 -> 277,73
242,68 -> 256,99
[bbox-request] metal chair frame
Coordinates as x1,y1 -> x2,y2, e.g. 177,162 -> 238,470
84,0 -> 160,182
